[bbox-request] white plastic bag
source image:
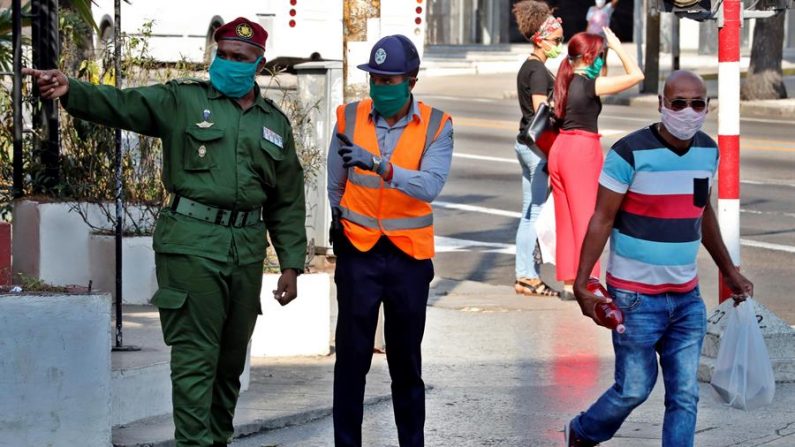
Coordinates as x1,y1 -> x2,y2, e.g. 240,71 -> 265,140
710,299 -> 776,410
534,194 -> 556,265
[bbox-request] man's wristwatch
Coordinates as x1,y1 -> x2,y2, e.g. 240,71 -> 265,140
372,156 -> 385,175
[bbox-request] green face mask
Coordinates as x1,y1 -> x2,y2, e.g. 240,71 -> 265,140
544,43 -> 563,59
369,80 -> 411,118
580,56 -> 604,80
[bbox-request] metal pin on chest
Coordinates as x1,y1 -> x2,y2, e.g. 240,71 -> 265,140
196,109 -> 214,128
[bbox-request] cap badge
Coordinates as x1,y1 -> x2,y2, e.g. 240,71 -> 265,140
236,23 -> 254,39
374,48 -> 387,65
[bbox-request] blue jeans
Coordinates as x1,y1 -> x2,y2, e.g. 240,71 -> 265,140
514,140 -> 549,280
571,286 -> 707,447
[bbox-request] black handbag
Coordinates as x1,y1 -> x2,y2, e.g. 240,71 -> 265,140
524,100 -> 559,158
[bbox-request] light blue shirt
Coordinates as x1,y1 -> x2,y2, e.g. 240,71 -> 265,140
327,97 -> 454,207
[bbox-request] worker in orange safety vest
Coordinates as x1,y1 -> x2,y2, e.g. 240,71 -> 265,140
326,34 -> 453,447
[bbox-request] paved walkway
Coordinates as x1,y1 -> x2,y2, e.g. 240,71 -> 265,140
113,279 -> 795,446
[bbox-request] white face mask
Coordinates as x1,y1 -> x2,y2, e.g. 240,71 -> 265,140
660,105 -> 707,141
595,0 -> 607,7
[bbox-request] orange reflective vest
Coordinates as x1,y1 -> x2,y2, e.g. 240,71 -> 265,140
336,99 -> 450,260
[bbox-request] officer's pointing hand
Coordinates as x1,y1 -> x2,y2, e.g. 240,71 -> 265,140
273,268 -> 299,306
21,67 -> 69,100
336,132 -> 374,171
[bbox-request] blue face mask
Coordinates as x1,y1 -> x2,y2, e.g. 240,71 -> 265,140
209,55 -> 262,98
580,56 -> 604,80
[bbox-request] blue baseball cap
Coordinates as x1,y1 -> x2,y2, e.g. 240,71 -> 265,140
357,35 -> 420,76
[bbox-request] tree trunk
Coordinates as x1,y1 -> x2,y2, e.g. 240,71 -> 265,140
642,9 -> 660,94
741,13 -> 787,100
343,0 -> 380,100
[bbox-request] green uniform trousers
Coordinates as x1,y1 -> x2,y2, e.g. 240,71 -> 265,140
152,253 -> 263,447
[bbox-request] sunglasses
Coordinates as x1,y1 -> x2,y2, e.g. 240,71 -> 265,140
664,97 -> 708,112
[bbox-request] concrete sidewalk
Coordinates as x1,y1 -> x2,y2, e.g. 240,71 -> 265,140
114,278 -> 795,446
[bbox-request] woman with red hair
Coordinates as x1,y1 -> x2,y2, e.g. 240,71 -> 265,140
549,28 -> 643,299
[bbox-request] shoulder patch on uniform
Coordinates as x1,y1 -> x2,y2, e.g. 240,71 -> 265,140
262,96 -> 292,126
174,78 -> 207,86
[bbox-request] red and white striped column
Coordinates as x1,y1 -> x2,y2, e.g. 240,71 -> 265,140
717,0 -> 742,303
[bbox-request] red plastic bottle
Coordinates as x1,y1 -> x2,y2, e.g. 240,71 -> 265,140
586,278 -> 626,334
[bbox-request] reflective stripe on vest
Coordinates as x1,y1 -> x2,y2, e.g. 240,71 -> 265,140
339,206 -> 433,231
343,102 -> 358,141
348,169 -> 390,189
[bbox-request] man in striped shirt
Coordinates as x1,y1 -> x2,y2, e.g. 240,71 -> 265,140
565,71 -> 753,447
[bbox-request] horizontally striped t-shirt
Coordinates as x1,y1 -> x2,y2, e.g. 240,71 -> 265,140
599,125 -> 719,294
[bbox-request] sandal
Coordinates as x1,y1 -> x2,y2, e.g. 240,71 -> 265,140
514,278 -> 560,297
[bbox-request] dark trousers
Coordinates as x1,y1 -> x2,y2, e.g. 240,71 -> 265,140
333,237 -> 434,447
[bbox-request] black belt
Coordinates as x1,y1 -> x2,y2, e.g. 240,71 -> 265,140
167,194 -> 262,228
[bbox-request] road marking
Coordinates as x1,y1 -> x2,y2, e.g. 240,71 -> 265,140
740,209 -> 795,219
417,94 -> 502,103
454,116 -> 792,152
453,153 -> 519,164
741,116 -> 795,125
742,179 -> 795,188
452,153 -> 795,190
419,94 -> 795,125
454,116 -> 626,136
434,200 -> 522,218
739,239 -> 795,254
435,200 -> 795,255
435,235 -> 515,254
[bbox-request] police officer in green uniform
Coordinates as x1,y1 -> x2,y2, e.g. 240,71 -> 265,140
24,17 -> 306,447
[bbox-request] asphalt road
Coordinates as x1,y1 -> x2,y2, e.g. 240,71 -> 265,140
417,91 -> 795,324
232,80 -> 795,447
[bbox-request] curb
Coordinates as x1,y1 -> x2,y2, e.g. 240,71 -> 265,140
112,393 -> 394,447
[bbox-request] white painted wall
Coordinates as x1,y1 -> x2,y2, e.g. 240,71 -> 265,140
12,200 -> 108,287
89,234 -> 157,305
0,294 -> 112,447
251,273 -> 331,357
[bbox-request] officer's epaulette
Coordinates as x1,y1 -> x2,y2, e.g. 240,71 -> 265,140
173,78 -> 208,86
262,96 -> 292,125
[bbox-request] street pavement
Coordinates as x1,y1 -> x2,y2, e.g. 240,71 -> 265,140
413,72 -> 795,325
233,280 -> 795,447
112,66 -> 795,446
229,73 -> 795,446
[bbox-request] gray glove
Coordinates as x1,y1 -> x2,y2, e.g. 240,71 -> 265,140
336,133 -> 374,171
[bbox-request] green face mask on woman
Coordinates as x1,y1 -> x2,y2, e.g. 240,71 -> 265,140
544,43 -> 563,59
370,80 -> 411,118
579,56 -> 604,80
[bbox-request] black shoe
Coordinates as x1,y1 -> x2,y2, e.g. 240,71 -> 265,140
564,422 -> 599,447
